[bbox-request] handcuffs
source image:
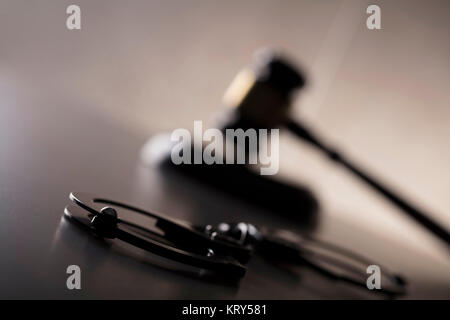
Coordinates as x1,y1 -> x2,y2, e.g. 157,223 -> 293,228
64,192 -> 407,296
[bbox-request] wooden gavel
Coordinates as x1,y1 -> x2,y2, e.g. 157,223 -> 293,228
218,48 -> 450,246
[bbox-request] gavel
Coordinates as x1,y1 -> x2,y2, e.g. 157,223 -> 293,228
218,48 -> 450,246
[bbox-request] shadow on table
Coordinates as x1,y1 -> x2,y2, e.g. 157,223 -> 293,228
157,155 -> 320,231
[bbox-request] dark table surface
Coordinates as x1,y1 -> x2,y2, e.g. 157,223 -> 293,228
1,89 -> 449,299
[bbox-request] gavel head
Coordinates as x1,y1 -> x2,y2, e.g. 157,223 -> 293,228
222,48 -> 306,129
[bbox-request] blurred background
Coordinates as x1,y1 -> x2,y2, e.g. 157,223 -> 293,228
0,0 -> 449,298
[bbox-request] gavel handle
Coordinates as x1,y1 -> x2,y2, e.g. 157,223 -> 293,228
286,120 -> 450,246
